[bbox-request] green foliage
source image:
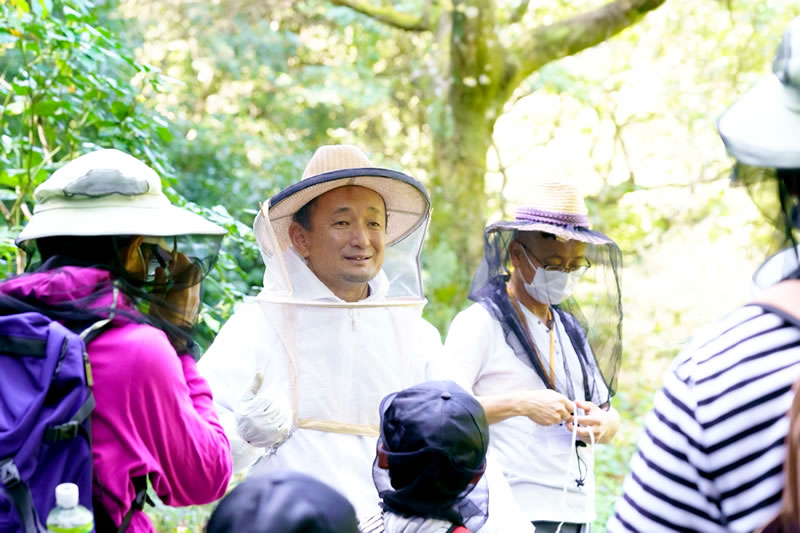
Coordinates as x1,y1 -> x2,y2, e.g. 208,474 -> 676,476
0,0 -> 261,352
117,0 -> 424,221
592,382 -> 661,530
145,499 -> 214,533
0,0 -> 172,268
173,199 -> 262,350
3,0 -> 800,531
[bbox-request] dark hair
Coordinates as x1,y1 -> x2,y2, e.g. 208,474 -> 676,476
777,169 -> 800,249
29,235 -> 204,358
292,198 -> 317,231
513,230 -> 557,242
778,168 -> 800,197
36,235 -> 134,267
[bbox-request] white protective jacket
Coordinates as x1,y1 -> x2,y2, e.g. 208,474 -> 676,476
199,249 -> 441,518
201,249 -> 535,532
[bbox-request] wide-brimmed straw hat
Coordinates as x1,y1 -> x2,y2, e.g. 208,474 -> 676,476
17,149 -> 225,244
717,16 -> 800,168
254,145 -> 430,254
487,180 -> 612,245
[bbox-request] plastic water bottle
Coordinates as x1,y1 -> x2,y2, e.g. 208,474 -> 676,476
46,483 -> 93,533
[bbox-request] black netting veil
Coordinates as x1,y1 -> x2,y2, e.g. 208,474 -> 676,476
734,165 -> 800,287
371,389 -> 489,531
6,233 -> 223,358
469,227 -> 622,404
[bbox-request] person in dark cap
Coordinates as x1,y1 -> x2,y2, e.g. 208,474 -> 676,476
206,470 -> 359,533
359,381 -> 490,533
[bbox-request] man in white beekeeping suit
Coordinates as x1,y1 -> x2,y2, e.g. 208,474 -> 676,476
199,145 -> 533,532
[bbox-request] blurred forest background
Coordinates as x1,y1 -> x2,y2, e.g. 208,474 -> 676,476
2,0 -> 799,530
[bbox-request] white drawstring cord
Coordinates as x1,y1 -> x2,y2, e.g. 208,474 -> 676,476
554,405 -> 595,533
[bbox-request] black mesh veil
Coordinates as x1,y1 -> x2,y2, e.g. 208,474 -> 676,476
6,233 -> 223,358
469,225 -> 623,404
734,165 -> 800,288
371,388 -> 490,531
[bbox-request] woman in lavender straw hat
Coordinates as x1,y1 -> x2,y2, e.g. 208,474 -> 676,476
429,178 -> 622,532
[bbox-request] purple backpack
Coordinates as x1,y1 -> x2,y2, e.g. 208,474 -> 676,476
0,312 -> 107,533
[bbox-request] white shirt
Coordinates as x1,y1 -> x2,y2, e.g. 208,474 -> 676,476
199,250 -> 441,519
431,302 -> 605,524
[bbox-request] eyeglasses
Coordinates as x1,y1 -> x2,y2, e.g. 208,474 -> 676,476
517,241 -> 591,275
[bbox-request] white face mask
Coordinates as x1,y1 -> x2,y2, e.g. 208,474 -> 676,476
521,249 -> 580,305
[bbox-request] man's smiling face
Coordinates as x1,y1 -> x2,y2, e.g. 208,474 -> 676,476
290,185 -> 386,301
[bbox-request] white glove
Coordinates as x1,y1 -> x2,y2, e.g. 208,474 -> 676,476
235,372 -> 293,449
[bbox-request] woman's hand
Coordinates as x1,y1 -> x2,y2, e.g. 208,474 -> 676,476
564,399 -> 620,444
149,251 -> 202,352
516,389 -> 575,426
151,252 -> 201,325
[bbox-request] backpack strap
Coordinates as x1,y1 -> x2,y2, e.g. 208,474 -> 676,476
0,458 -> 45,533
78,286 -> 117,346
44,315 -> 109,443
44,393 -> 95,442
115,477 -> 152,533
93,476 -> 153,533
0,335 -> 47,357
80,317 -> 114,343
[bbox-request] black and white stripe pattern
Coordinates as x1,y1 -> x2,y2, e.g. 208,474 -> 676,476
359,512 -> 385,533
609,305 -> 800,532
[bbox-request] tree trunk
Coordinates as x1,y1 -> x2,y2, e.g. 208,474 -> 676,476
427,107 -> 494,307
328,0 -> 669,326
425,2 -> 502,321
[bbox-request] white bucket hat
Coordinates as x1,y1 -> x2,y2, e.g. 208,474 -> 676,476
17,149 -> 225,244
717,16 -> 800,168
253,145 -> 430,256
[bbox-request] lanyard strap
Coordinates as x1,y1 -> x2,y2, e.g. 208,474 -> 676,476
507,289 -> 556,388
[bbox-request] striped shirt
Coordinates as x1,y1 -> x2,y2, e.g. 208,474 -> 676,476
358,510 -> 458,532
608,305 -> 800,532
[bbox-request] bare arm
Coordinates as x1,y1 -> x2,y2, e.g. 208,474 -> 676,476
478,389 -> 575,426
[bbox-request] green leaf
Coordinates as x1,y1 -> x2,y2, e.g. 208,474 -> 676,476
4,101 -> 26,115
0,189 -> 18,201
111,100 -> 129,120
34,100 -> 61,116
0,32 -> 20,45
62,5 -> 82,19
31,0 -> 51,18
201,313 -> 221,333
10,0 -> 31,15
156,126 -> 173,143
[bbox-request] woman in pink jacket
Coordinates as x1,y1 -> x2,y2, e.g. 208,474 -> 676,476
4,149 -> 233,532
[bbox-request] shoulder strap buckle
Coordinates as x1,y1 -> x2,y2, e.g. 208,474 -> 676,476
0,458 -> 21,488
45,421 -> 80,441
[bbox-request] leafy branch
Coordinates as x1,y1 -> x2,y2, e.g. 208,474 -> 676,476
504,0 -> 668,97
509,0 -> 530,23
328,0 -> 434,31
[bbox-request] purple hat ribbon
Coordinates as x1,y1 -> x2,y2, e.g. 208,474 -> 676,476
515,206 -> 590,229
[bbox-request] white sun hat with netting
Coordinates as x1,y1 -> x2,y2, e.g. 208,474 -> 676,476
246,145 -> 436,439
253,144 -> 431,302
17,149 -> 225,244
717,16 -> 800,168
